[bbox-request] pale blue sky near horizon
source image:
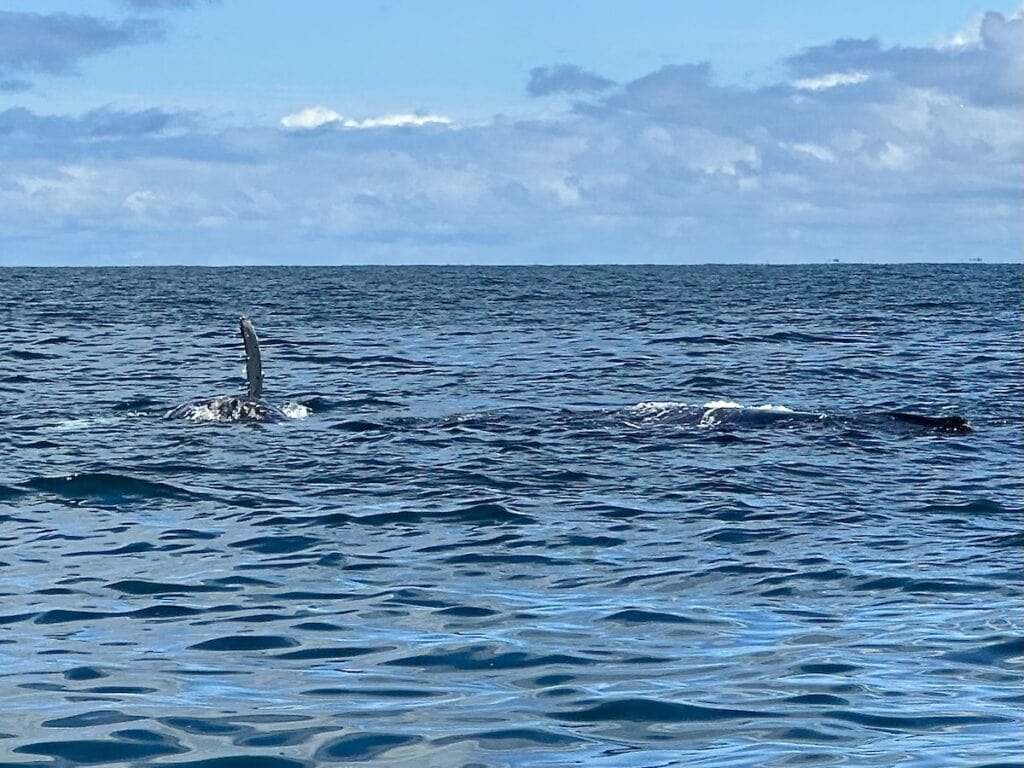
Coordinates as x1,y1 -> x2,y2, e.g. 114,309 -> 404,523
0,1 -> 1021,264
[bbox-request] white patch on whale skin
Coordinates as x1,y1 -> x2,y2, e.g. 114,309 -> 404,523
176,398 -> 230,422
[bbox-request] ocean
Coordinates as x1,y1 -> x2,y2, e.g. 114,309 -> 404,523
0,263 -> 1021,767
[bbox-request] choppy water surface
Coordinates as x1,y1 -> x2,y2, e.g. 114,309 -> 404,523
1,264 -> 1021,767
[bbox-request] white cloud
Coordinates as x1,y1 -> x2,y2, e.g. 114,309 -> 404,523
348,112 -> 451,129
784,142 -> 836,162
123,188 -> 159,214
15,164 -> 106,212
940,12 -> 988,48
787,10 -> 1023,106
793,71 -> 870,91
875,141 -> 911,170
279,105 -> 342,129
1,6 -> 1021,265
280,105 -> 452,130
940,4 -> 1024,48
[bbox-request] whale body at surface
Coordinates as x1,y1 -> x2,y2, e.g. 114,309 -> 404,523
166,317 -> 293,423
166,394 -> 288,423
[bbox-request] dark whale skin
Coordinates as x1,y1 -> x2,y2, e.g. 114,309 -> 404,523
887,412 -> 973,433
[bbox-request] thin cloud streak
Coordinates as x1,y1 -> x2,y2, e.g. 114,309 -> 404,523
121,0 -> 219,10
280,106 -> 452,130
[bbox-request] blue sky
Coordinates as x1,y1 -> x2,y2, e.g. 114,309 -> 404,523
1,1 -> 1021,264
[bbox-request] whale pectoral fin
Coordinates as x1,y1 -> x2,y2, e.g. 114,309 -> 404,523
239,317 -> 263,400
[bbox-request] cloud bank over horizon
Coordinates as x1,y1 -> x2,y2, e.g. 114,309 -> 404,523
0,6 -> 1020,265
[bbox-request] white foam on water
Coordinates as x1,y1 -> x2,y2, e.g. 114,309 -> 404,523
627,399 -> 804,428
48,417 -> 119,431
282,402 -> 311,419
748,404 -> 796,413
702,400 -> 743,410
702,400 -> 796,413
627,401 -> 690,415
698,400 -> 798,427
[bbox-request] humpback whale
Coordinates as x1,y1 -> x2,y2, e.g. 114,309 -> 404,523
624,401 -> 974,434
166,317 -> 290,422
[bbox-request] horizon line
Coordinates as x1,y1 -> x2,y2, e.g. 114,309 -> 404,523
1,259 -> 1017,269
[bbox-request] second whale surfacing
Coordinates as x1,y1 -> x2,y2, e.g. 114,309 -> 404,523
623,400 -> 974,435
166,317 -> 292,423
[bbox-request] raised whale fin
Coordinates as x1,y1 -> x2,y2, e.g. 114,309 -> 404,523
239,316 -> 263,400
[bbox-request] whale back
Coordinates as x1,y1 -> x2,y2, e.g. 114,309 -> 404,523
240,317 -> 263,400
887,411 -> 972,433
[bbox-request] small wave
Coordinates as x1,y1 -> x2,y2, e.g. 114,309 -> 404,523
650,331 -> 863,346
46,416 -> 120,432
447,501 -> 534,526
4,348 -> 59,361
24,472 -> 202,502
758,330 -> 864,344
605,609 -> 697,625
651,334 -> 739,346
33,334 -> 73,345
292,353 -> 433,369
108,578 -> 232,595
318,733 -> 422,762
944,636 -> 1024,666
554,697 -> 769,723
910,498 -> 1013,516
329,419 -> 389,432
433,728 -> 582,748
384,643 -> 590,671
0,373 -> 44,385
14,439 -> 60,449
827,709 -> 1011,731
298,395 -> 402,412
112,396 -> 162,413
13,738 -> 184,763
0,483 -> 28,501
281,353 -> 358,365
190,635 -> 299,652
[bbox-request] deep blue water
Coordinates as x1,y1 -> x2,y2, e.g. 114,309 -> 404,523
0,264 -> 1021,767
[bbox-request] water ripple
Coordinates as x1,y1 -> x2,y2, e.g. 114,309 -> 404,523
0,264 -> 1020,766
